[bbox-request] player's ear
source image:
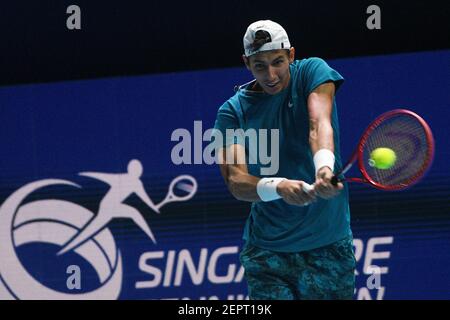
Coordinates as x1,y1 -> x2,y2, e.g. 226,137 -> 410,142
288,47 -> 295,63
242,54 -> 251,70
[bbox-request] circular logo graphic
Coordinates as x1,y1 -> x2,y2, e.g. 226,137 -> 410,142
0,179 -> 122,299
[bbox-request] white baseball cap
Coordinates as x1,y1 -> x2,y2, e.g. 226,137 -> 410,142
243,20 -> 291,57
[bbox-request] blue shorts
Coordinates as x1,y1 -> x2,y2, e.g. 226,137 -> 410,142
239,236 -> 356,300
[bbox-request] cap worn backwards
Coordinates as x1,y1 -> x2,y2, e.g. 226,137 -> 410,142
243,20 -> 291,57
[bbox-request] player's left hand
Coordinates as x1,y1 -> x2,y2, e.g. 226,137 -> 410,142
314,167 -> 343,199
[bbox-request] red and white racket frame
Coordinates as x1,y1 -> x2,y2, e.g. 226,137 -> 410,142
338,109 -> 435,191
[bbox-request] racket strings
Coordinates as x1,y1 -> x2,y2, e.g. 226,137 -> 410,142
362,114 -> 431,187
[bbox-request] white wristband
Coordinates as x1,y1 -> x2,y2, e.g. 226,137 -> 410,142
313,149 -> 335,175
257,177 -> 286,202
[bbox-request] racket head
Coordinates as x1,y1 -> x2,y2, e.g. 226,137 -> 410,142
356,109 -> 434,191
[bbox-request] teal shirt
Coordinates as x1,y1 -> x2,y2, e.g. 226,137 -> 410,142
214,58 -> 352,252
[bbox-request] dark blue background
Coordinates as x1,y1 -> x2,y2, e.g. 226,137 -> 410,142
1,50 -> 449,299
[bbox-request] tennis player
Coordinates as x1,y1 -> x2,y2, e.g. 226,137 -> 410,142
213,20 -> 355,299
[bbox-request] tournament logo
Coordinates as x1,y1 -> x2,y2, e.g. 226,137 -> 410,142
0,159 -> 197,299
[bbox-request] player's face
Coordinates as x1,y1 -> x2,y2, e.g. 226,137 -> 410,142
244,48 -> 295,95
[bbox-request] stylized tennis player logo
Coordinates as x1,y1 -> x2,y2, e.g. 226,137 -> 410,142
0,159 -> 197,299
58,159 -> 197,255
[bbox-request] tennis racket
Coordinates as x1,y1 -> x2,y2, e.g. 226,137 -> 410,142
302,109 -> 434,192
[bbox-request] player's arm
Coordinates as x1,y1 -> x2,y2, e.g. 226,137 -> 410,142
307,82 -> 343,198
218,144 -> 259,201
218,144 -> 315,205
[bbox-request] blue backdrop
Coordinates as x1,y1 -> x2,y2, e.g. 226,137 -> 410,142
0,50 -> 449,299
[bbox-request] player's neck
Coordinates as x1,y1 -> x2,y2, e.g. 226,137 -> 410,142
249,81 -> 264,92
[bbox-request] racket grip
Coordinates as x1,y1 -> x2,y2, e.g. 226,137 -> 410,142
331,175 -> 340,186
302,182 -> 314,192
301,182 -> 314,206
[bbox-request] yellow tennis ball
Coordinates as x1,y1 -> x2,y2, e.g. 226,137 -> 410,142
369,147 -> 397,169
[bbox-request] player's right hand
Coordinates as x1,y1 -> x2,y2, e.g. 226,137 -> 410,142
276,179 -> 317,206
314,167 -> 343,199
